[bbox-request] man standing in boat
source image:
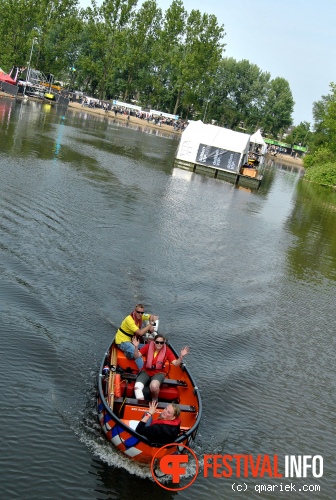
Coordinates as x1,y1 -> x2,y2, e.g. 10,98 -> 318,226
115,304 -> 158,369
133,334 -> 190,401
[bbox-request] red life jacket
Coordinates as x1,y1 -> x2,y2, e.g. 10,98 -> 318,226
146,341 -> 167,370
151,417 -> 181,427
131,311 -> 142,328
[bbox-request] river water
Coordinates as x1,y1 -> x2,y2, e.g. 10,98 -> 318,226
0,97 -> 335,499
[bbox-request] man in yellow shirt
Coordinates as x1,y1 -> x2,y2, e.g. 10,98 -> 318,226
115,304 -> 158,369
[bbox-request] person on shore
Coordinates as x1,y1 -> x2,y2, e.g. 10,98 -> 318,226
135,400 -> 181,444
133,335 -> 189,400
115,304 -> 158,370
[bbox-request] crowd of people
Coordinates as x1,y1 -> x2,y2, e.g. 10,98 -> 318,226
114,303 -> 190,444
67,93 -> 188,131
267,144 -> 300,159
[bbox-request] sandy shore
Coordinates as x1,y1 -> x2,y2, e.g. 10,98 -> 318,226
265,152 -> 304,167
0,92 -> 182,137
68,101 -> 182,136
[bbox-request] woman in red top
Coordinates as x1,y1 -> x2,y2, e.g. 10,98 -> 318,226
133,335 -> 189,401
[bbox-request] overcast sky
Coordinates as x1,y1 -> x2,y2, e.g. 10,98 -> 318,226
80,0 -> 336,126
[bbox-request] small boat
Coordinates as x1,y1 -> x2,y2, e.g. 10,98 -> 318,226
44,92 -> 55,101
97,333 -> 202,464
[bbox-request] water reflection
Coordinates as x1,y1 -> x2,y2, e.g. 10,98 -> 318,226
91,457 -> 178,500
53,116 -> 66,159
265,157 -> 304,175
1,95 -> 336,499
285,180 -> 336,282
66,108 -> 179,140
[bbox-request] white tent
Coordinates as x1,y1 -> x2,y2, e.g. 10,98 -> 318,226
150,109 -> 179,120
176,120 -> 251,173
112,100 -> 142,111
250,129 -> 267,155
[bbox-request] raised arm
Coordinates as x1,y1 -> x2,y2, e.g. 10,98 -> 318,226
171,346 -> 190,367
133,337 -> 142,359
134,322 -> 156,337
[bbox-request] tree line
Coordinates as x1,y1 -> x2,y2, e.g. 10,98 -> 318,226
299,83 -> 336,187
0,0 -> 296,135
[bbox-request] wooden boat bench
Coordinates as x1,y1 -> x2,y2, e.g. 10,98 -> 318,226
114,397 -> 196,413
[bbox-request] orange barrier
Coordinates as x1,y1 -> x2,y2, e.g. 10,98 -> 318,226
114,374 -> 121,397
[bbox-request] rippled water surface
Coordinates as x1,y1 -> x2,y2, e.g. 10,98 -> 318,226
1,97 -> 336,499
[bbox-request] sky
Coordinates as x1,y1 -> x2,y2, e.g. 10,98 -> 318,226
80,0 -> 336,126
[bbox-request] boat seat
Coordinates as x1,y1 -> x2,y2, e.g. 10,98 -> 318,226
158,385 -> 179,402
119,379 -> 180,401
120,372 -> 188,387
113,397 -> 196,412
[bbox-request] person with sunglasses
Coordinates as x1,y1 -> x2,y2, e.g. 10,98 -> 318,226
115,304 -> 159,370
133,335 -> 190,401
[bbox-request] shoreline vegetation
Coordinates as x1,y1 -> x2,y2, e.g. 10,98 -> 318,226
0,0 -> 334,189
0,0 -> 294,136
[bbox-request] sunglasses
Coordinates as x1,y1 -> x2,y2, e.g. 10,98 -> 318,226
135,311 -> 144,314
155,340 -> 164,345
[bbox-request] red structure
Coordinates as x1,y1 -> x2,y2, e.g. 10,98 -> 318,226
0,67 -> 19,85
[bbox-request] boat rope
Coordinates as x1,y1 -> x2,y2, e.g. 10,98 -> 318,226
118,396 -> 127,418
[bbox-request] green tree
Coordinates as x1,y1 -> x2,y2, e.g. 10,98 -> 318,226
209,58 -> 270,129
323,83 -> 336,153
178,9 -> 225,117
262,77 -> 294,136
33,0 -> 80,73
154,1 -> 225,117
0,0 -> 296,133
303,83 -> 336,186
0,0 -> 39,69
40,5 -> 83,79
119,0 -> 162,102
307,83 -> 336,154
153,0 -> 187,112
0,0 -> 81,79
284,121 -> 311,148
76,0 -> 137,98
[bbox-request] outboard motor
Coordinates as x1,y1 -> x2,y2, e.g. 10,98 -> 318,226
152,319 -> 159,335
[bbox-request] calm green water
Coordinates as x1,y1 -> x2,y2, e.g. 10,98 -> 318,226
0,97 -> 335,499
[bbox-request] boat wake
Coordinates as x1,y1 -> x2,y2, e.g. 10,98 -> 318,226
74,393 -> 202,481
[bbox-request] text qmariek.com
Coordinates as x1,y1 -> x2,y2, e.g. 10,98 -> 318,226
231,482 -> 321,493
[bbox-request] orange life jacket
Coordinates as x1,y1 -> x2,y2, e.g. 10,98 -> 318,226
146,341 -> 167,370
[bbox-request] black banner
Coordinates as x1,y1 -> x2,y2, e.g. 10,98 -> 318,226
196,144 -> 241,172
1,81 -> 18,96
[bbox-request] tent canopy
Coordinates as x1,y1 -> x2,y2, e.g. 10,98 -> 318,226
112,100 -> 142,111
250,129 -> 267,154
0,69 -> 16,85
176,120 -> 251,173
150,109 -> 179,120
